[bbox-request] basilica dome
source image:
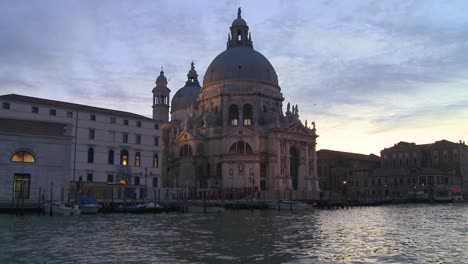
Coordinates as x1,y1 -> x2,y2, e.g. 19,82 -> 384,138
171,62 -> 201,112
203,46 -> 278,87
202,8 -> 279,87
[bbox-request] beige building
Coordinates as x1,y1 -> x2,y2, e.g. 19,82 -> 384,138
0,94 -> 162,205
154,9 -> 319,198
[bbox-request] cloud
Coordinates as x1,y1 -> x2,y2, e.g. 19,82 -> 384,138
0,0 -> 467,154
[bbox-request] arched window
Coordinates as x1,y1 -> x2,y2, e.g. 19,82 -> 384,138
153,154 -> 159,168
179,144 -> 193,157
243,104 -> 252,125
229,104 -> 239,126
108,150 -> 114,164
11,150 -> 36,163
88,148 -> 94,163
135,152 -> 141,167
229,141 -> 253,154
120,149 -> 129,165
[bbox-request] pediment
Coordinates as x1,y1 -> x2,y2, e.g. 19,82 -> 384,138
223,126 -> 258,138
287,122 -> 310,134
175,130 -> 196,142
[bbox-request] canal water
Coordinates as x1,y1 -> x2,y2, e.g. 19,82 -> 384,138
0,204 -> 466,263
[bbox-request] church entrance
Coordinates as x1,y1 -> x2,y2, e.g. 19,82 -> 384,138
290,147 -> 299,190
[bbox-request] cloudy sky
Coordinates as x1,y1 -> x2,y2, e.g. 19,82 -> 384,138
1,0 -> 467,155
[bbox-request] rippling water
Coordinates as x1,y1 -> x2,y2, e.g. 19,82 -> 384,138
0,204 -> 466,263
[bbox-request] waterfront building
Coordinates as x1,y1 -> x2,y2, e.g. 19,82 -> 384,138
378,140 -> 467,201
156,9 -> 320,199
317,149 -> 380,201
0,94 -> 162,206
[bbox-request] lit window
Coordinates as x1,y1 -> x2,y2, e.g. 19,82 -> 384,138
32,106 -> 39,113
67,111 -> 73,118
2,102 -> 10,109
229,104 -> 239,126
135,152 -> 141,167
120,149 -> 129,165
50,109 -> 56,116
90,115 -> 96,121
11,151 -> 36,163
243,104 -> 252,125
153,154 -> 159,168
137,121 -> 141,127
123,119 -> 128,126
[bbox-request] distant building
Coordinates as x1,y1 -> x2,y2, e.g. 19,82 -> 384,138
0,94 -> 162,206
317,149 -> 380,201
378,140 -> 467,201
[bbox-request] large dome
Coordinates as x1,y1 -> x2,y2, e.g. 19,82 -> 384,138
203,46 -> 279,86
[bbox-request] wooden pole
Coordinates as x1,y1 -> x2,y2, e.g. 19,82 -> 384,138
289,189 -> 293,211
49,182 -> 53,216
38,187 -> 42,214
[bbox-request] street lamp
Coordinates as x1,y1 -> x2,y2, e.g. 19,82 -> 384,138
342,180 -> 347,202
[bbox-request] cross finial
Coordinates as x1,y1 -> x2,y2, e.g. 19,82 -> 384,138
160,66 -> 164,74
237,7 -> 241,18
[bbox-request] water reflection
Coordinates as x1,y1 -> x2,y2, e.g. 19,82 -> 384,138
0,204 -> 466,263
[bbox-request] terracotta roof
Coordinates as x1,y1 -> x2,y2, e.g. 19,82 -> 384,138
0,94 -> 154,121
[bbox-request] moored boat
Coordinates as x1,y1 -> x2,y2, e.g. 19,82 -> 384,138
79,196 -> 102,214
43,202 -> 81,216
113,204 -> 146,213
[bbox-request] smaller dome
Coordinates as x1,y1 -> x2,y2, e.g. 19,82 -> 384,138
232,17 -> 247,27
232,7 -> 248,27
156,70 -> 167,85
171,85 -> 200,112
171,62 -> 201,112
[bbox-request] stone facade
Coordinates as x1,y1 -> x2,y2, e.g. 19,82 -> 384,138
155,9 -> 320,198
318,140 -> 467,202
0,94 -> 163,204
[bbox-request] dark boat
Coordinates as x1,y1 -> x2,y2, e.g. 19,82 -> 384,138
113,204 -> 146,213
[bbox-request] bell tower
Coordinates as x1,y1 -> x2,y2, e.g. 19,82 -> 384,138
152,68 -> 171,122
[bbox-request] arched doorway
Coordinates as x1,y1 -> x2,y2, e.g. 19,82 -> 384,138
290,147 -> 299,190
